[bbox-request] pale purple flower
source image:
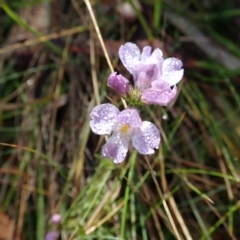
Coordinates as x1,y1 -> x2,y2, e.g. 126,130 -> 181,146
90,103 -> 160,163
51,213 -> 61,224
107,72 -> 130,96
45,231 -> 59,240
141,81 -> 178,106
115,42 -> 184,106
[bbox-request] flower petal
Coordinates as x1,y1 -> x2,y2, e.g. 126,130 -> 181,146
161,58 -> 184,86
133,62 -> 160,91
102,133 -> 130,164
107,72 -> 130,95
151,48 -> 163,61
51,214 -> 61,224
141,46 -> 152,60
132,121 -> 160,154
116,108 -> 142,128
151,80 -> 171,90
90,104 -> 119,135
133,50 -> 163,90
45,231 -> 59,240
141,83 -> 178,106
119,42 -> 141,74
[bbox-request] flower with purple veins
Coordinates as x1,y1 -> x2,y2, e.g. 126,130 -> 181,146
90,103 -> 160,164
118,43 -> 163,76
108,42 -> 184,106
141,56 -> 183,106
141,81 -> 178,106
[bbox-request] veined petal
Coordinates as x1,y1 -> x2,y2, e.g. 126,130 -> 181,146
119,42 -> 141,74
116,108 -> 142,127
102,133 -> 130,164
133,48 -> 163,90
141,46 -> 152,60
132,121 -> 160,155
134,63 -> 160,91
151,80 -> 171,90
161,58 -> 184,86
90,104 -> 119,135
141,84 -> 178,106
107,72 -> 130,95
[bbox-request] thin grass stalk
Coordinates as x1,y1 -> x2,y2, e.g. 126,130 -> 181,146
0,26 -> 86,55
184,189 -> 211,240
200,202 -> 240,239
139,202 -> 148,240
153,0 -> 162,32
0,143 -> 63,175
120,151 -> 136,238
159,142 -> 193,240
36,165 -> 45,240
90,27 -> 100,105
130,164 -> 136,239
0,0 -> 61,54
83,0 -> 114,73
144,156 -> 182,240
127,0 -> 154,41
49,36 -> 70,159
83,0 -> 127,108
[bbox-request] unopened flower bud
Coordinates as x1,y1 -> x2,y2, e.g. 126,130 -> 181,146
107,72 -> 130,96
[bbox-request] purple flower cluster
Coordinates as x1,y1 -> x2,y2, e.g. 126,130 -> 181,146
108,42 -> 184,106
90,42 -> 184,163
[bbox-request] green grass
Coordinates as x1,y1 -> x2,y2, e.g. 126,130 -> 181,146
0,0 -> 240,239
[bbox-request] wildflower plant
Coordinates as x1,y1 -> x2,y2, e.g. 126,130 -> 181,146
108,42 -> 184,106
45,214 -> 61,240
90,104 -> 160,163
90,42 -> 184,163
